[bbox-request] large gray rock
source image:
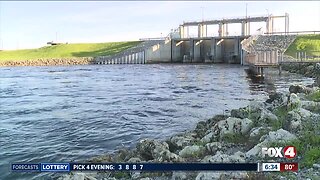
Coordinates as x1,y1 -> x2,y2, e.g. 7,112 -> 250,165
170,133 -> 195,149
266,92 -> 288,110
246,129 -> 297,157
315,63 -> 320,72
178,145 -> 205,158
287,108 -> 320,132
205,142 -> 223,154
200,132 -> 214,144
201,151 -> 245,163
172,172 -> 189,180
59,173 -> 98,180
136,139 -> 169,160
247,101 -> 265,120
301,100 -> 320,112
212,117 -> 253,139
249,101 -> 265,110
196,172 -> 248,180
249,126 -> 272,139
258,109 -> 278,126
157,150 -> 183,162
194,121 -> 208,138
288,93 -> 301,109
289,85 -> 313,94
260,128 -> 297,142
230,107 -> 249,119
127,157 -> 141,163
196,172 -> 221,180
287,110 -> 302,132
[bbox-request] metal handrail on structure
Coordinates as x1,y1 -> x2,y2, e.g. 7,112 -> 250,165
264,31 -> 320,35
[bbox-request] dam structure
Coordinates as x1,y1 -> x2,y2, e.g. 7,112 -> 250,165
95,14 -> 291,70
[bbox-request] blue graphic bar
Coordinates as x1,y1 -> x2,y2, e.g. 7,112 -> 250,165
70,163 -> 258,171
40,163 -> 70,172
11,163 -> 258,172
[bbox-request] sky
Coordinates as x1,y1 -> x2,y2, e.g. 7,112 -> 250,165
0,1 -> 319,50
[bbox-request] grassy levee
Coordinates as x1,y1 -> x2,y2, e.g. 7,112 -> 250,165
0,41 -> 141,62
285,34 -> 320,58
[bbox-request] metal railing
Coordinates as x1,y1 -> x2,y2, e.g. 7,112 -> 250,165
245,50 -> 280,66
264,31 -> 320,35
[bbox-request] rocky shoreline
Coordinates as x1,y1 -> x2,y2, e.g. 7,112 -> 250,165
57,80 -> 320,180
0,57 -> 95,66
281,62 -> 320,87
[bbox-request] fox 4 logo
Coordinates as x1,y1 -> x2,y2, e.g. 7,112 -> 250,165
261,146 -> 297,159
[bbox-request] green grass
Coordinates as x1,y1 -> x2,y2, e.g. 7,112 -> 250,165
307,90 -> 320,102
0,41 -> 142,62
285,34 -> 320,57
269,120 -> 320,168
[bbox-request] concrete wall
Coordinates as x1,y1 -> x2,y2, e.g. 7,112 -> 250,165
145,40 -> 172,63
145,37 -> 244,64
172,40 -> 182,63
201,40 -> 213,63
193,40 -> 201,62
223,39 -> 235,63
181,41 -> 192,63
214,39 -> 224,63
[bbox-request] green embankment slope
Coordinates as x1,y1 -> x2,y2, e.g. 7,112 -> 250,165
0,41 -> 141,62
285,34 -> 320,57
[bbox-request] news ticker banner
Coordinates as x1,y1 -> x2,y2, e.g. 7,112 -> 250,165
11,162 -> 298,172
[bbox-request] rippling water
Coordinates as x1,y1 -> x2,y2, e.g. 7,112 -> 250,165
0,64 -> 314,179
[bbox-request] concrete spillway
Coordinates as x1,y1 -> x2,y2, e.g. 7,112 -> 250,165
94,14 -> 290,65
95,36 -> 248,65
142,36 -> 248,64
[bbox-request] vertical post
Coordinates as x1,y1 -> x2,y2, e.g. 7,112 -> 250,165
241,22 -> 245,36
179,25 -> 184,38
198,24 -> 202,38
187,26 -> 189,38
225,24 -> 228,36
285,13 -> 289,35
266,18 -> 269,34
271,18 -> 274,34
136,52 -> 141,64
304,51 -> 307,60
240,49 -> 243,65
142,51 -> 144,64
206,25 -> 208,37
131,53 -> 137,64
279,65 -> 282,75
218,23 -> 223,37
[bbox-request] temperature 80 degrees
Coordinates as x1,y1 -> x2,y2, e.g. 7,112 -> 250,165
280,163 -> 298,172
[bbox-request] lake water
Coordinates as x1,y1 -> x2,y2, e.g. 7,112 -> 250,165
0,64 -> 314,179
